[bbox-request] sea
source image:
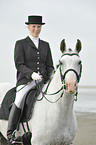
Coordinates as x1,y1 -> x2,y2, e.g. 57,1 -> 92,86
74,86 -> 96,113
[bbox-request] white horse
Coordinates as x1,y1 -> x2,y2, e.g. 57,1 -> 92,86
0,39 -> 82,145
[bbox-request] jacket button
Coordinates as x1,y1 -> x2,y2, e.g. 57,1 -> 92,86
37,67 -> 39,70
38,57 -> 39,59
37,52 -> 39,54
37,62 -> 39,64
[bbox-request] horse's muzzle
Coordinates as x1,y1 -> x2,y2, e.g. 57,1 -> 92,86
65,80 -> 77,94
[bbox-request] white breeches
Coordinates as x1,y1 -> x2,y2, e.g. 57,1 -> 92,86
14,81 -> 37,109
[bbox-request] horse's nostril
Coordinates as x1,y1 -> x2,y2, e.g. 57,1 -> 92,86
70,91 -> 73,93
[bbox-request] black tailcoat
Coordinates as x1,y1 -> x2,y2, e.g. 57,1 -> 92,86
14,36 -> 54,86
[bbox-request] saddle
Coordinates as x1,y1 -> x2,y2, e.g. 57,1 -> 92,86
0,83 -> 43,123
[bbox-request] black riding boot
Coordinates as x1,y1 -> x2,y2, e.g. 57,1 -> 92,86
7,103 -> 22,144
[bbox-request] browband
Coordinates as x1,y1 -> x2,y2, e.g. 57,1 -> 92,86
61,53 -> 79,58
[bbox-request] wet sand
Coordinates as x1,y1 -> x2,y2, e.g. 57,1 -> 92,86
73,112 -> 96,145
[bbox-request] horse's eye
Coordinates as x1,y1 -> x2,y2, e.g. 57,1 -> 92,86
59,61 -> 63,65
78,61 -> 82,65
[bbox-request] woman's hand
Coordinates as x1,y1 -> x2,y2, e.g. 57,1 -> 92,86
31,72 -> 42,80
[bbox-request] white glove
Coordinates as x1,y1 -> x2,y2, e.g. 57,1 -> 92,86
31,72 -> 42,80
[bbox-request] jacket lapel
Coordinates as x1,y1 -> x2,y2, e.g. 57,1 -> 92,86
38,39 -> 44,50
25,36 -> 37,49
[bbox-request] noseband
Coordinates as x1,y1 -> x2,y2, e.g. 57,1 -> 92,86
59,53 -> 82,84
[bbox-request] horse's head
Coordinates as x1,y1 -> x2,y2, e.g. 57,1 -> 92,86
59,39 -> 82,94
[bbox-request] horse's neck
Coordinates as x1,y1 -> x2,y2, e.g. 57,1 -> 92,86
30,70 -> 75,130
47,68 -> 62,93
61,92 -> 74,115
44,68 -> 74,115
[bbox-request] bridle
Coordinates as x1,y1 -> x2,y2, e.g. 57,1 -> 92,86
60,53 -> 82,84
36,52 -> 82,103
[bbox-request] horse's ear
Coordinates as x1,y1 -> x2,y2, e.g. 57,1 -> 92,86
60,39 -> 66,53
75,39 -> 82,53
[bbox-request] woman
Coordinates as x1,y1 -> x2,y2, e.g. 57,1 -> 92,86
7,15 -> 54,144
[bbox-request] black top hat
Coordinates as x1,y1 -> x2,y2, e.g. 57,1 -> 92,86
25,15 -> 45,25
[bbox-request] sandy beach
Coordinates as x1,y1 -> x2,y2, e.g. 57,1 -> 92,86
72,112 -> 96,145
0,112 -> 96,145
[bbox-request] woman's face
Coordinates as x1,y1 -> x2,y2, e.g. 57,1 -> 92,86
28,24 -> 42,37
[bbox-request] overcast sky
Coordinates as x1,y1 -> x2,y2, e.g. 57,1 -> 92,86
0,0 -> 96,86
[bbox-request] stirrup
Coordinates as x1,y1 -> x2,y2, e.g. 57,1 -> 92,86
12,136 -> 23,144
8,135 -> 23,144
12,141 -> 23,144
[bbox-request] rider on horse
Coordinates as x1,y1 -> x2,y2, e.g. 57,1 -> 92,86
7,15 -> 54,144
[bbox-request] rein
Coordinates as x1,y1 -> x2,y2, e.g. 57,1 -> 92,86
35,80 -> 65,103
